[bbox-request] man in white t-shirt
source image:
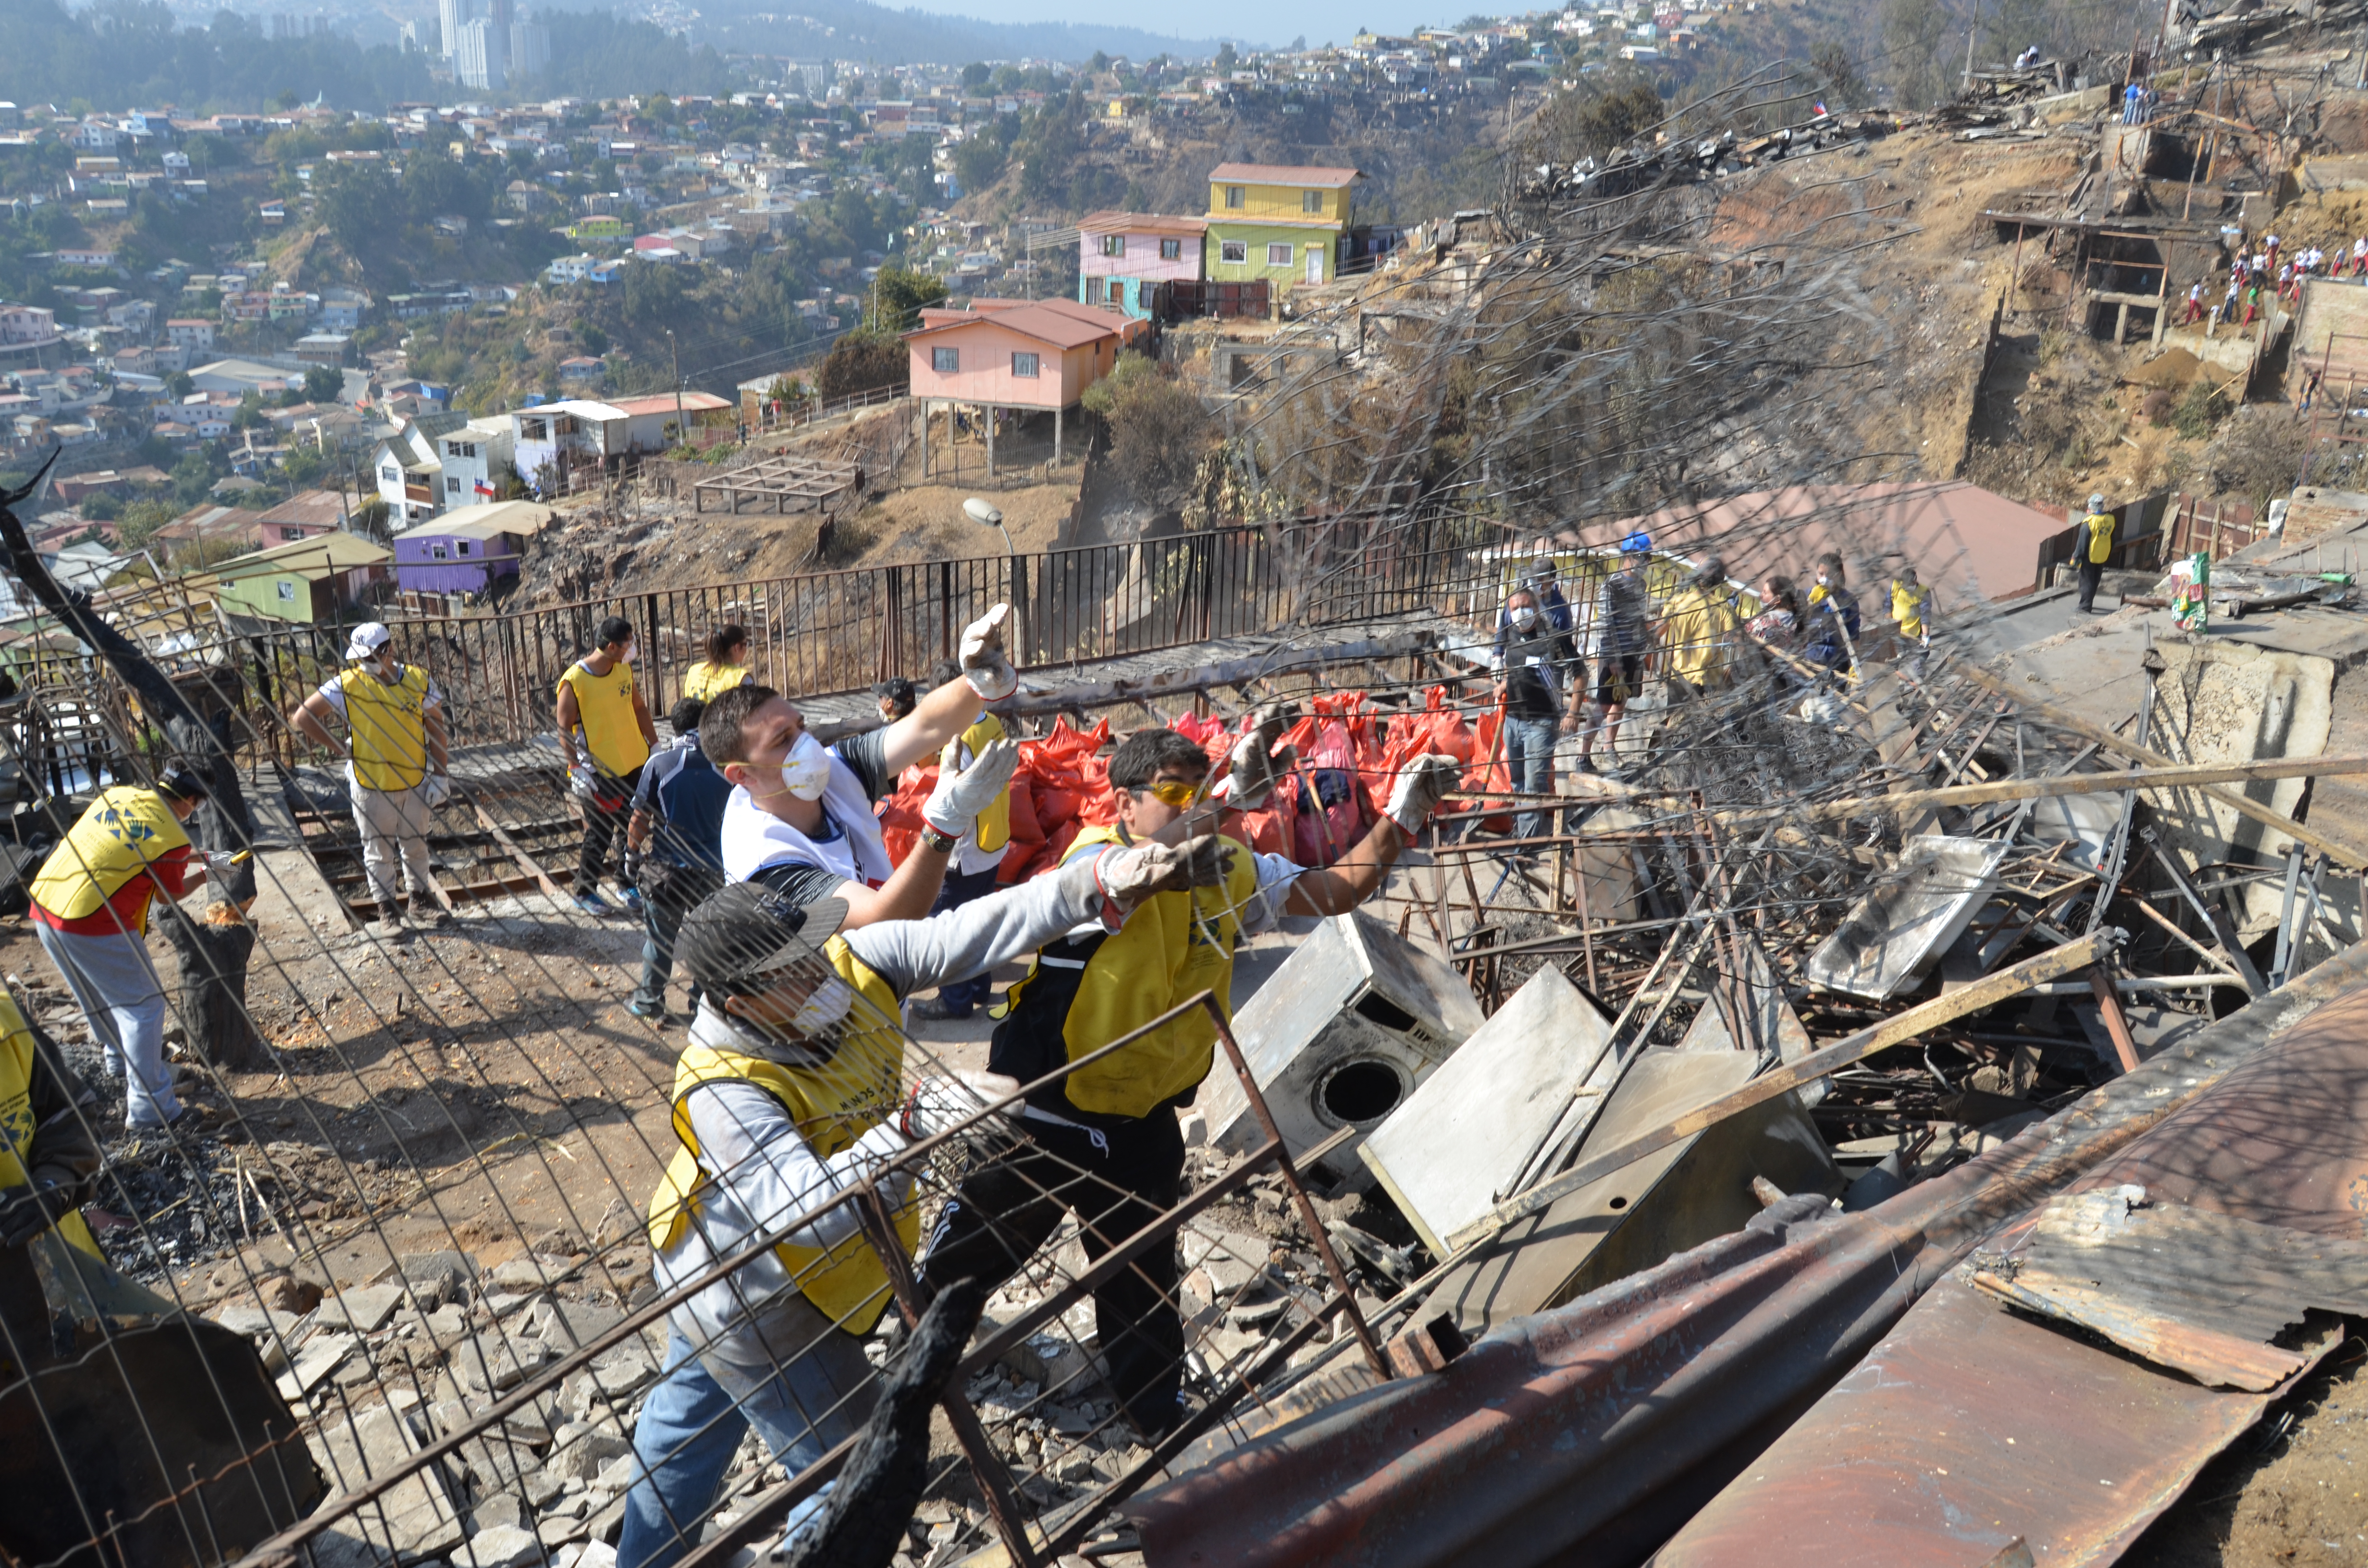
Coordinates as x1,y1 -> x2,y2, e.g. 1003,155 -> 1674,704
287,622 -> 450,933
704,604 -> 1022,931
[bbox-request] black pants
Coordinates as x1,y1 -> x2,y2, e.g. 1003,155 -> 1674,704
578,766 -> 641,893
918,1110 -> 1184,1435
2077,559 -> 2105,612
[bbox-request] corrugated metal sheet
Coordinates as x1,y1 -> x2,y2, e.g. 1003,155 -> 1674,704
1653,980 -> 2368,1568
1965,1188 -> 2368,1389
1121,943 -> 2368,1568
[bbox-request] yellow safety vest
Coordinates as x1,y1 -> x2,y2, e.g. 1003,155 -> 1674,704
1662,585 -> 1739,689
559,658 -> 651,776
29,787 -> 190,930
680,661 -> 751,704
0,989 -> 99,1259
994,823 -> 1263,1120
1890,582 -> 1932,639
644,939 -> 915,1335
2083,512 -> 2117,564
339,662 -> 434,792
939,713 -> 1011,854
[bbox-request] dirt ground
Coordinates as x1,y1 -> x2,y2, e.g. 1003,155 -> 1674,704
2125,1334 -> 2368,1568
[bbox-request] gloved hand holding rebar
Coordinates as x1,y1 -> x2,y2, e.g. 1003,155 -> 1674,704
899,1070 -> 1020,1142
923,737 -> 1020,837
958,604 -> 1018,701
1386,753 -> 1462,835
1224,703 -> 1300,810
1097,835 -> 1236,917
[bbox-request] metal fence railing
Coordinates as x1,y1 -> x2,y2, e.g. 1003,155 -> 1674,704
185,519 -> 1493,767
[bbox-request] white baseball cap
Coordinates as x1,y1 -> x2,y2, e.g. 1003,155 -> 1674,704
345,622 -> 393,662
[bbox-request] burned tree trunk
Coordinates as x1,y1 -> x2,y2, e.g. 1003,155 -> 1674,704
0,452 -> 268,1070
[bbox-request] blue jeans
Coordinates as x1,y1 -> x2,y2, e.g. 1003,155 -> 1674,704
631,864 -> 722,1014
1505,713 -> 1558,845
616,1326 -> 873,1568
929,862 -> 1004,1015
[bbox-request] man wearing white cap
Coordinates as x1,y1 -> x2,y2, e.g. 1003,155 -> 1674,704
288,622 -> 451,934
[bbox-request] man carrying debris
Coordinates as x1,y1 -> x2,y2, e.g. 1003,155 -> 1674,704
1579,532 -> 1653,775
704,604 -> 1020,932
2076,495 -> 2117,613
908,660 -> 1017,1022
913,727 -> 1461,1441
627,697 -> 733,1024
1491,583 -> 1584,836
28,763 -> 217,1131
617,833 -> 1232,1568
287,621 -> 450,936
1658,557 -> 1742,699
557,615 -> 659,916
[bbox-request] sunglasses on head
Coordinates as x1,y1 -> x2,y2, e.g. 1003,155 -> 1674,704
1136,778 -> 1202,808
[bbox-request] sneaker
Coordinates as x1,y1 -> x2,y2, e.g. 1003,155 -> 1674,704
905,996 -> 971,1022
626,997 -> 668,1021
573,891 -> 610,916
1575,755 -> 1599,776
621,886 -> 646,914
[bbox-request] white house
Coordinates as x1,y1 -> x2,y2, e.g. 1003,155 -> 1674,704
508,399 -> 625,490
372,410 -> 517,526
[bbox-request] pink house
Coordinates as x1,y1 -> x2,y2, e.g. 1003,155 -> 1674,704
904,299 -> 1144,472
1076,211 -> 1208,320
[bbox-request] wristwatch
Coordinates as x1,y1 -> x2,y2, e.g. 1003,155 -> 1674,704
920,825 -> 959,855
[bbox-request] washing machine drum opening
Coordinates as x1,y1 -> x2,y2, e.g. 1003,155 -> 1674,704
1320,1059 -> 1406,1125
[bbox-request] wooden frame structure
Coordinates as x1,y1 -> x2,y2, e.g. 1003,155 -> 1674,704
691,454 -> 863,515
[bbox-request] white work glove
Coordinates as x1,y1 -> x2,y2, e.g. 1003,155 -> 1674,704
898,1069 -> 1020,1142
200,850 -> 239,882
1223,704 -> 1298,811
1096,835 -> 1236,918
922,737 -> 1019,837
1385,753 -> 1461,835
423,772 -> 452,808
958,604 -> 1018,702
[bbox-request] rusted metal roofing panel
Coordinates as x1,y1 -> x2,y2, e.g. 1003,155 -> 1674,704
1966,1189 -> 2368,1389
1121,945 -> 2368,1568
1653,980 -> 2368,1568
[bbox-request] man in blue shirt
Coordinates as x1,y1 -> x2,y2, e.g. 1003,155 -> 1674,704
628,697 -> 735,1022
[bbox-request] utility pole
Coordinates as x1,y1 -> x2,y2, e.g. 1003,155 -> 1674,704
666,327 -> 685,447
1964,0 -> 1983,89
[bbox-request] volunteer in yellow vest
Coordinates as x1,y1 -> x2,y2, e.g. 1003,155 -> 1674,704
908,661 -> 1015,1022
1889,564 -> 1938,679
679,624 -> 754,705
1658,555 -> 1743,698
2078,493 -> 2118,614
289,622 -> 451,936
29,764 -> 215,1130
556,614 -> 657,917
916,724 -> 1462,1439
617,835 -> 1227,1568
0,983 -> 105,1258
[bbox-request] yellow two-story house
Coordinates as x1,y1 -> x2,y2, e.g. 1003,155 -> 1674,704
1204,163 -> 1362,292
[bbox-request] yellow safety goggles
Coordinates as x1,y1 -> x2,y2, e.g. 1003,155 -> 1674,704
1138,778 -> 1203,808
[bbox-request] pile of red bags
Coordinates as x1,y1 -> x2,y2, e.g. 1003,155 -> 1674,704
877,686 -> 1513,875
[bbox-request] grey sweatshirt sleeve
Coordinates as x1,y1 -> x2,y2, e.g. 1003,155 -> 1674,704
843,851 -> 1109,998
681,1079 -> 909,1253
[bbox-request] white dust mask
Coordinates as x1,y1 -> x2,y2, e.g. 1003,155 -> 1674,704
778,732 -> 832,801
789,977 -> 854,1034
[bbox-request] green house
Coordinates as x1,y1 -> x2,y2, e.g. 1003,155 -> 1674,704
192,532 -> 393,625
1203,163 -> 1362,292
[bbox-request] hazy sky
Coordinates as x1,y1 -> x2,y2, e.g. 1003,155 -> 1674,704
931,0 -> 1435,49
